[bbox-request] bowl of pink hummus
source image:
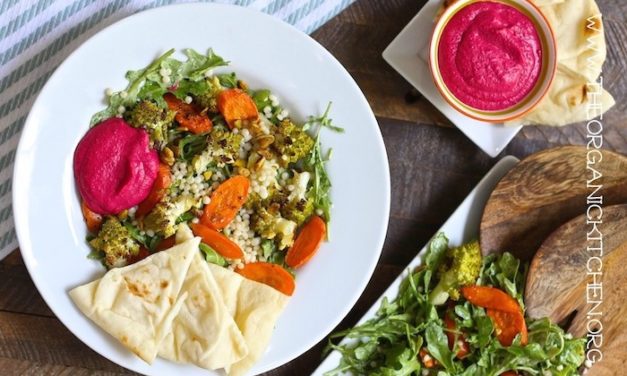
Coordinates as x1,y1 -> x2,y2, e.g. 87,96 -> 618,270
429,0 -> 556,123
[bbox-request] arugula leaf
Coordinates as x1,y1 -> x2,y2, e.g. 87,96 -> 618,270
199,243 -> 227,266
303,102 -> 344,232
90,48 -> 227,126
217,72 -> 238,88
326,233 -> 586,375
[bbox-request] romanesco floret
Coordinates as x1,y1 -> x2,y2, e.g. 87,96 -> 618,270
142,195 -> 194,238
89,217 -> 139,268
250,202 -> 297,250
281,196 -> 314,227
272,119 -> 314,165
429,240 -> 482,305
209,127 -> 243,163
193,77 -> 221,112
127,100 -> 175,146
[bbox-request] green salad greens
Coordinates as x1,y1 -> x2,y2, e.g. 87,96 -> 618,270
82,48 -> 342,276
324,233 -> 585,376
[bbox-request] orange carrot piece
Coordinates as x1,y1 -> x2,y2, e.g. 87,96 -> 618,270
236,262 -> 295,296
190,223 -> 244,259
217,89 -> 259,129
444,311 -> 470,358
201,175 -> 250,230
460,285 -> 522,314
155,236 -> 176,252
164,92 -> 212,134
285,216 -> 326,268
487,309 -> 528,346
81,200 -> 103,233
136,163 -> 172,218
500,372 -> 520,376
419,347 -> 438,368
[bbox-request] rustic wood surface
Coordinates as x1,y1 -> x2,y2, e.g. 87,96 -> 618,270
480,146 -> 627,261
0,0 -> 625,375
525,204 -> 627,376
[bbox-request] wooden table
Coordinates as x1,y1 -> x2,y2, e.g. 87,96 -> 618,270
1,0 -> 625,374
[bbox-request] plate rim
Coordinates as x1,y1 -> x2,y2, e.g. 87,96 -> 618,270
12,3 -> 391,374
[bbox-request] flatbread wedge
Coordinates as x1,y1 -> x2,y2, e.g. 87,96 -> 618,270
209,263 -> 290,376
158,253 -> 249,369
513,0 -> 615,126
69,237 -> 200,364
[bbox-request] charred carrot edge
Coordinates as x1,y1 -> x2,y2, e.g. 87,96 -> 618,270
201,175 -> 250,230
164,92 -> 212,134
81,200 -> 103,233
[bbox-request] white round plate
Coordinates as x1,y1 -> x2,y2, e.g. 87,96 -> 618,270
12,4 -> 390,376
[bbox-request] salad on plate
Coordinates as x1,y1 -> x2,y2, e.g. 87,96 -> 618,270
69,48 -> 342,375
325,233 -> 586,376
74,48 -> 342,293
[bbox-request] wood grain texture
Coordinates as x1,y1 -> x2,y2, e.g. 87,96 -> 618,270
0,0 -> 625,375
480,146 -> 627,260
525,205 -> 627,376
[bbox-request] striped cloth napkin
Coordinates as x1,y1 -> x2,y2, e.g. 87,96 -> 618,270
0,0 -> 355,261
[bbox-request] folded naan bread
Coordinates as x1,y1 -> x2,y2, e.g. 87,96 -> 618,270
513,0 -> 615,126
158,253 -> 249,369
209,263 -> 290,376
69,237 -> 199,363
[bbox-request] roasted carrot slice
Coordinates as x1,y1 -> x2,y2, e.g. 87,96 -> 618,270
136,163 -> 172,218
164,92 -> 212,134
217,89 -> 259,129
500,372 -> 520,376
190,223 -> 244,259
460,285 -> 522,314
81,200 -> 102,233
236,262 -> 295,296
486,308 -> 528,346
155,236 -> 176,252
201,175 -> 250,230
285,216 -> 326,268
444,311 -> 470,358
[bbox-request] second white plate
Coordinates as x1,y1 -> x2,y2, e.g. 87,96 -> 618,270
313,155 -> 519,374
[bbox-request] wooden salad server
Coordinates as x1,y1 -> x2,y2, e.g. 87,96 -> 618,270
480,146 -> 627,261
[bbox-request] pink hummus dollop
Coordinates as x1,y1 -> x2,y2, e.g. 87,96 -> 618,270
437,1 -> 542,111
74,118 -> 159,215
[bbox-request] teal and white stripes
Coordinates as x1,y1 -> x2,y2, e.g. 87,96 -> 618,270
0,0 -> 355,261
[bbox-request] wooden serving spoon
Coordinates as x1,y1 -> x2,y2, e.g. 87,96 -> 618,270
524,204 -> 627,376
480,146 -> 627,261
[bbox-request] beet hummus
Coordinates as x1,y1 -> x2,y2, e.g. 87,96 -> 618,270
437,1 -> 542,111
74,118 -> 159,215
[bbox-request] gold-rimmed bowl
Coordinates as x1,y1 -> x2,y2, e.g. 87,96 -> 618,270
429,0 -> 557,123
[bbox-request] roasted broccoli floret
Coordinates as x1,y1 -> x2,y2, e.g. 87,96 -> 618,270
281,196 -> 314,227
193,77 -> 221,113
272,119 -> 314,165
127,100 -> 176,146
142,195 -> 194,238
208,127 -> 243,163
276,171 -> 312,226
89,217 -> 139,268
429,240 -> 482,305
250,202 -> 297,250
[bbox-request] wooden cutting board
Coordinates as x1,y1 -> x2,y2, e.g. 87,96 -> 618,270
480,146 -> 627,261
524,204 -> 627,376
